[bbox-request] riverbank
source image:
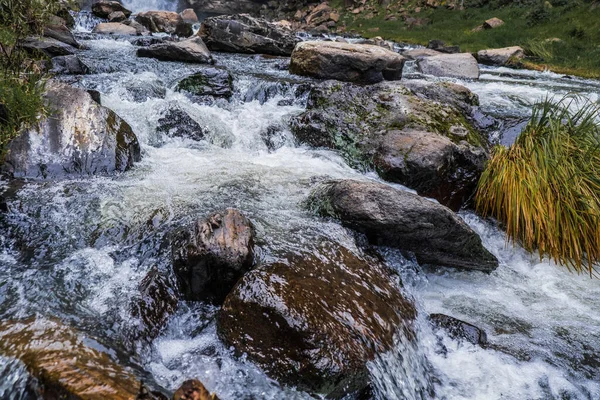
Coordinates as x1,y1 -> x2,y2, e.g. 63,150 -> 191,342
333,1 -> 600,79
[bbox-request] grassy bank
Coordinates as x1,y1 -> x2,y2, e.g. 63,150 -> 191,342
333,0 -> 600,78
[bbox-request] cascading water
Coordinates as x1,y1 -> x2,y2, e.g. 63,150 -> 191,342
1,24 -> 600,400
120,0 -> 179,12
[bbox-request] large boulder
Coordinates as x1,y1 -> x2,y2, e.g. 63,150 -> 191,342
290,80 -> 489,210
218,243 -> 416,398
135,11 -> 193,37
172,209 -> 255,304
3,81 -> 141,179
417,52 -> 480,79
176,68 -> 233,98
180,8 -> 199,25
91,1 -> 132,19
308,180 -> 498,271
477,46 -> 525,66
199,14 -> 299,56
137,37 -> 213,63
0,317 -> 151,399
93,22 -> 139,35
289,41 -> 407,84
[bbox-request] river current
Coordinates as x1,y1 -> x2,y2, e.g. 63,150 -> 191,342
0,8 -> 599,400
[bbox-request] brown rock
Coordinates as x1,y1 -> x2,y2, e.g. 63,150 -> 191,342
483,17 -> 504,29
92,1 -> 132,19
180,8 -> 199,25
477,46 -> 525,66
108,11 -> 127,23
0,318 -> 141,399
93,22 -> 139,35
173,380 -> 219,400
218,243 -> 416,398
172,208 -> 255,304
137,37 -> 213,63
135,11 -> 193,37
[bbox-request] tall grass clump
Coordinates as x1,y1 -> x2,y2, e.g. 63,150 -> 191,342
476,96 -> 600,276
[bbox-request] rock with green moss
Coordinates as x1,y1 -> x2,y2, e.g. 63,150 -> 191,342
308,179 -> 498,271
176,68 -> 233,98
290,80 -> 489,210
2,80 -> 141,179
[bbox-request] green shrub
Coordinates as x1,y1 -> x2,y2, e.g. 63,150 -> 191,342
476,97 -> 600,276
0,0 -> 65,156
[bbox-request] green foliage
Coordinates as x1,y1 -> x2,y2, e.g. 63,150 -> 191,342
525,1 -> 551,27
339,1 -> 600,77
0,0 -> 64,155
476,97 -> 600,276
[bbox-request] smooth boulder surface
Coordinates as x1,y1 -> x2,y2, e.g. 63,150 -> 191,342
108,10 -> 128,23
418,53 -> 480,79
50,55 -> 90,75
93,22 -> 139,35
402,48 -> 442,60
156,106 -> 206,141
477,46 -> 525,66
43,23 -> 79,48
3,81 -> 141,179
290,80 -> 489,210
289,41 -> 407,83
137,37 -> 213,63
176,68 -> 233,98
21,36 -> 75,57
92,0 -> 132,19
0,318 -> 144,399
135,11 -> 193,37
172,209 -> 255,304
199,14 -> 299,56
180,8 -> 199,25
218,243 -> 416,398
309,180 -> 499,271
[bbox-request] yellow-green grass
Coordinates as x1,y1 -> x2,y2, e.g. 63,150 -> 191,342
476,97 -> 600,276
334,2 -> 600,78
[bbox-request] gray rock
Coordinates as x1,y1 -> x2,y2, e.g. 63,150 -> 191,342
20,37 -> 76,57
477,46 -> 525,66
3,81 -> 141,179
50,55 -> 90,75
402,48 -> 442,60
137,37 -> 213,63
308,179 -> 498,271
91,1 -> 132,19
156,107 -> 206,141
43,24 -> 79,48
135,11 -> 193,37
218,242 -> 417,398
418,53 -> 480,79
289,41 -> 407,84
199,14 -> 299,56
429,314 -> 488,346
176,68 -> 233,98
172,209 -> 255,304
290,80 -> 488,210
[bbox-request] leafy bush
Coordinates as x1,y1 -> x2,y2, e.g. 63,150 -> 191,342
525,1 -> 551,26
0,0 -> 64,155
476,97 -> 600,275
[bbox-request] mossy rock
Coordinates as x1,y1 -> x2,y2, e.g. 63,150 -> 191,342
176,68 -> 233,99
290,80 -> 490,210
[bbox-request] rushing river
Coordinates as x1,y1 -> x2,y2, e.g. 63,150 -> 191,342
1,14 -> 600,400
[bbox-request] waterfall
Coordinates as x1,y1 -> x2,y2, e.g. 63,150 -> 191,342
120,0 -> 179,12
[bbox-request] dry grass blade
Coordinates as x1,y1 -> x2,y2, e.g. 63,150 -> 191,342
476,96 -> 600,276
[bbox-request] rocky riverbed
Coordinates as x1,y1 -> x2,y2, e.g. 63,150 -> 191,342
0,1 -> 599,399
